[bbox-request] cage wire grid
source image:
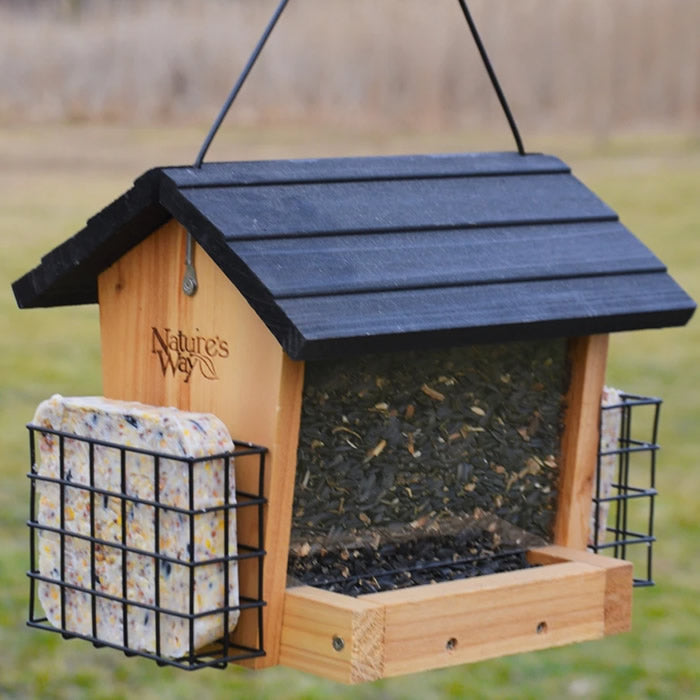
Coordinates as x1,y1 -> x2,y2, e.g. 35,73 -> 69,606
25,392 -> 661,668
26,426 -> 268,670
590,393 -> 661,587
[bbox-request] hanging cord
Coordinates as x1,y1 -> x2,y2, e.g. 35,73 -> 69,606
456,0 -> 525,155
187,0 -> 290,296
186,0 -> 525,294
194,0 -> 525,168
194,0 -> 292,168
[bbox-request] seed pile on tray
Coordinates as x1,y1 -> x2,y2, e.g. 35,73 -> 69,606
288,528 -> 533,596
290,339 -> 568,590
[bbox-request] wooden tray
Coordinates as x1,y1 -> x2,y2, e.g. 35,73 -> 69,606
279,545 -> 632,684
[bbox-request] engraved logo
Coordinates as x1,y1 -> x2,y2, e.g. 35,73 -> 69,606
151,327 -> 229,383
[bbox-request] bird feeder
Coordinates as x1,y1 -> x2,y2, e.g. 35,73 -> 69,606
11,1 -> 695,684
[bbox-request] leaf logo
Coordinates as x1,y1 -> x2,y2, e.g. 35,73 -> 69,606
197,354 -> 219,380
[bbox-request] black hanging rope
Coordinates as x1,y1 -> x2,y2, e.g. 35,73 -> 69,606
194,0 -> 292,168
194,0 -> 526,167
456,0 -> 525,155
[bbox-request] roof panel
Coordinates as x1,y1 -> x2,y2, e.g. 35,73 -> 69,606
176,171 -> 616,240
233,221 -> 662,298
277,272 -> 695,358
11,151 -> 695,358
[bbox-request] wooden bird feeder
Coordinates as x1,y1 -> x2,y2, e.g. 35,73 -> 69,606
13,150 -> 695,681
11,1 -> 696,684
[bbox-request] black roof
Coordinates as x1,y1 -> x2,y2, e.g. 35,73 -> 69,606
12,151 -> 695,360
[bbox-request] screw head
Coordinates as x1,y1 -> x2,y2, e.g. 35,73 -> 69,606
182,275 -> 198,296
332,635 -> 345,652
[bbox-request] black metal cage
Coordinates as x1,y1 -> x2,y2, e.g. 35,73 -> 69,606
591,393 -> 661,587
26,425 -> 267,670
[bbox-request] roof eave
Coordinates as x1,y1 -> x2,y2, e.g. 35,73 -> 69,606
289,304 -> 696,361
11,153 -> 696,362
12,169 -> 167,309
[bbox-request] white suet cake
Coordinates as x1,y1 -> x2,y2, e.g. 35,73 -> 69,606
590,387 -> 624,546
32,395 -> 239,657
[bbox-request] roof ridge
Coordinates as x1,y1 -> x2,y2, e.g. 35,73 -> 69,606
175,168 -> 572,190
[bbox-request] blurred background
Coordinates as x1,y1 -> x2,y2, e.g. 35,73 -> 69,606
1,1 -> 698,698
1,0 -> 698,136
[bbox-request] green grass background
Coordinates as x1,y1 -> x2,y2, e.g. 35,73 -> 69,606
1,125 -> 698,699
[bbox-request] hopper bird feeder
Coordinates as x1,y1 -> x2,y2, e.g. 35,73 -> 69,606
12,0 -> 695,684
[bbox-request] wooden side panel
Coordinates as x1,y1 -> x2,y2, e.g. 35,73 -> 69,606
555,335 -> 609,549
374,561 -> 605,678
97,220 -> 304,667
280,587 -> 385,684
528,545 -> 633,635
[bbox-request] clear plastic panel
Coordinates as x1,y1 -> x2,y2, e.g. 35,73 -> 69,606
289,339 -> 568,595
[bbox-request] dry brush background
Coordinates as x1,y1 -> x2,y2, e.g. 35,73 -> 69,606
1,0 -> 699,137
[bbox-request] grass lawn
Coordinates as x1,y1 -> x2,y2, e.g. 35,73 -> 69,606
1,124 -> 698,699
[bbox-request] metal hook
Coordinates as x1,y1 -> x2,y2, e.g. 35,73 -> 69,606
182,232 -> 198,296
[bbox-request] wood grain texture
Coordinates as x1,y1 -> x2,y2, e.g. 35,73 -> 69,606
373,560 -> 604,678
98,219 -> 304,667
528,545 -> 633,635
280,587 -> 384,684
280,546 -> 612,683
554,335 -> 610,549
